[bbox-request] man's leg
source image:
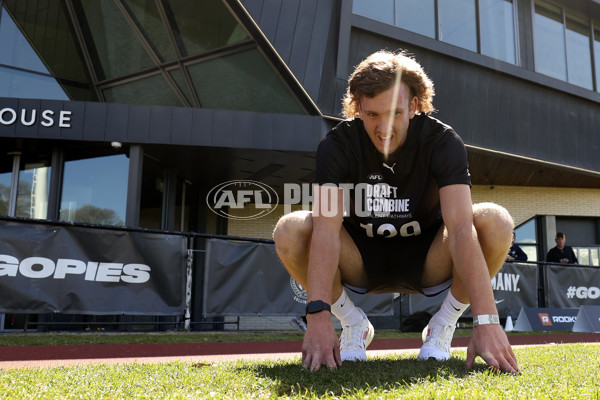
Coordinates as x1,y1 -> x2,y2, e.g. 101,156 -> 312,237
273,211 -> 374,361
418,203 -> 513,360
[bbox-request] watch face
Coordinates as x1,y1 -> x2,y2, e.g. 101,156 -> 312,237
307,301 -> 323,313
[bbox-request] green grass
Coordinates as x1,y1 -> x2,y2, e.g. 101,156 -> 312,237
0,330 -> 441,347
0,328 -> 574,347
0,343 -> 598,399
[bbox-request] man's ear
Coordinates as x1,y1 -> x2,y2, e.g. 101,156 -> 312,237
409,96 -> 418,119
356,99 -> 362,116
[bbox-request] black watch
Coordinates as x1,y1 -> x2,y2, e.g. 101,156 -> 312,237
305,300 -> 331,315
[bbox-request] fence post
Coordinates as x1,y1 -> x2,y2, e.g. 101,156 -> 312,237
184,238 -> 194,331
537,263 -> 546,307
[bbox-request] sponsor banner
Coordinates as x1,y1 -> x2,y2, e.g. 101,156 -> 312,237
513,307 -> 579,331
202,239 -> 393,316
546,265 -> 600,308
572,305 -> 600,333
0,220 -> 186,315
408,262 -> 537,319
490,263 -> 538,319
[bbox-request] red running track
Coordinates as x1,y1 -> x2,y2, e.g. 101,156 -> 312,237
0,333 -> 599,362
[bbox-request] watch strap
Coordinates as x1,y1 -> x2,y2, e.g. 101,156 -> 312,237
473,314 -> 500,327
305,300 -> 331,314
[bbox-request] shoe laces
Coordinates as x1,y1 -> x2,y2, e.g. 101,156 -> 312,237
426,323 -> 454,352
340,319 -> 368,352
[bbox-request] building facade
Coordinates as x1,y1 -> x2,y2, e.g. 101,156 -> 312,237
2,0 -> 600,328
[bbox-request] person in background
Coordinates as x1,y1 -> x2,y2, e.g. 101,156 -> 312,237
506,231 -> 528,262
546,232 -> 578,264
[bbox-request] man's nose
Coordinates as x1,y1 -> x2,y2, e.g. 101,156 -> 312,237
376,117 -> 391,133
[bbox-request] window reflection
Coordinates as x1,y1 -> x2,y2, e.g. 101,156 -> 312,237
575,248 -> 590,266
167,0 -> 250,57
77,0 -> 155,81
479,0 -> 516,64
565,14 -> 593,90
592,248 -> 599,267
353,0 -> 515,63
0,171 -> 11,216
534,2 -> 567,81
0,4 -> 69,100
188,49 -> 305,114
438,0 -> 477,51
16,162 -> 50,220
60,155 -> 128,226
102,73 -> 183,107
353,0 -> 394,25
168,68 -> 195,105
0,6 -> 49,73
515,219 -> 536,243
573,247 -> 600,266
520,245 -> 538,263
122,0 -> 177,63
2,0 -> 91,99
515,219 -> 538,262
0,66 -> 69,100
395,0 -> 435,38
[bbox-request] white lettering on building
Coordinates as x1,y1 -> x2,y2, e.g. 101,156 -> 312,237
0,108 -> 72,128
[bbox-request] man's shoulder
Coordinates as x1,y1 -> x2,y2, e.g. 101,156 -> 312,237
329,118 -> 363,137
412,114 -> 461,149
414,114 -> 454,133
320,119 -> 364,152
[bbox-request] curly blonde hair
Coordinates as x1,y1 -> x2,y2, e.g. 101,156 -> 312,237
342,50 -> 435,118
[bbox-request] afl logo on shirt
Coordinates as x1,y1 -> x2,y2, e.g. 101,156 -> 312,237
367,173 -> 383,181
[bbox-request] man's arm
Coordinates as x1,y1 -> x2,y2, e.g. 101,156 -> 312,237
439,184 -> 519,373
302,184 -> 345,371
546,249 -> 556,262
514,245 -> 528,262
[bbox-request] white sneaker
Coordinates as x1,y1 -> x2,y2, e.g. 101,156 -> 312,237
339,309 -> 375,362
417,318 -> 456,361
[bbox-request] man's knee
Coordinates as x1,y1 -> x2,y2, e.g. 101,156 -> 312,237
473,202 -> 513,230
272,211 -> 313,255
473,202 -> 514,249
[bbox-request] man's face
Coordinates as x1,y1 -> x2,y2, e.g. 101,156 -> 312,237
357,82 -> 418,155
556,237 -> 566,249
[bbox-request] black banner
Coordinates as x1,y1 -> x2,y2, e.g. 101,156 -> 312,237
0,221 -> 186,315
545,265 -> 600,308
408,262 -> 538,319
491,263 -> 538,319
202,239 -> 393,316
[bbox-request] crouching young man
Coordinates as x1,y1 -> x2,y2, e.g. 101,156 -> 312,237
273,50 -> 519,374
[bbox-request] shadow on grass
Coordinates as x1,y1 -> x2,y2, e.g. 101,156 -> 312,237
247,356 -> 489,397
